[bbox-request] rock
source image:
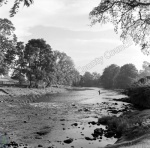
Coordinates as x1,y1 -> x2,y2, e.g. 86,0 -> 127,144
122,108 -> 128,112
36,126 -> 51,136
88,121 -> 97,125
35,136 -> 43,139
78,109 -> 82,112
92,128 -> 103,138
64,138 -> 73,144
71,123 -> 78,126
60,119 -> 65,121
71,103 -> 76,106
108,109 -> 119,114
104,130 -> 115,138
83,108 -> 90,112
38,144 -> 43,147
97,123 -> 100,126
85,137 -> 96,141
7,141 -> 18,147
93,116 -> 98,118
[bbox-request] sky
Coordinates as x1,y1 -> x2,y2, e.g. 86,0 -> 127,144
0,0 -> 150,74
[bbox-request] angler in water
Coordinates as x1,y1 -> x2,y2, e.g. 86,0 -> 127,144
98,90 -> 101,95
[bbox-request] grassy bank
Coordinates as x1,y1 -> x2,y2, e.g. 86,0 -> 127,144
0,86 -> 68,104
0,86 -> 67,96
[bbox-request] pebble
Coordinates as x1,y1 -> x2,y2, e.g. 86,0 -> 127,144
64,138 -> 73,144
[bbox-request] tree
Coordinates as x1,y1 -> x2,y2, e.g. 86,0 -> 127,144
0,18 -> 17,75
100,64 -> 120,88
114,64 -> 138,88
78,72 -> 101,87
92,72 -> 101,86
0,0 -> 34,17
81,72 -> 94,87
72,70 -> 81,86
12,42 -> 27,85
90,0 -> 150,54
24,39 -> 55,87
139,61 -> 150,78
11,71 -> 26,85
53,51 -> 78,86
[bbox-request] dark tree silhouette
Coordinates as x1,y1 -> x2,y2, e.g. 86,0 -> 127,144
100,64 -> 120,89
114,64 -> 138,88
24,39 -> 55,87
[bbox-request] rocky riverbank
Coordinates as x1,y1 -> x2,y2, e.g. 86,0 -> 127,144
103,109 -> 150,148
100,96 -> 150,148
0,87 -> 145,148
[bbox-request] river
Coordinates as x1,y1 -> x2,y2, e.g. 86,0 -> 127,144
29,87 -> 128,148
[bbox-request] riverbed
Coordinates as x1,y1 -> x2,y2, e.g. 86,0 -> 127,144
0,87 -> 131,148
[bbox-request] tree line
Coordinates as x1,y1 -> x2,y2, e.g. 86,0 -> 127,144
77,64 -> 139,89
100,64 -> 138,89
0,18 -> 148,89
0,18 -> 81,87
79,62 -> 150,89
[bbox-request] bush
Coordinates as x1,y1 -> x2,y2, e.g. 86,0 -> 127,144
98,114 -> 146,140
123,85 -> 150,108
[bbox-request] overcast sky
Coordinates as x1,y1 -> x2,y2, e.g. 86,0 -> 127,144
1,0 -> 150,74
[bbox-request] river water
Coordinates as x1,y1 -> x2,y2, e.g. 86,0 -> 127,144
34,87 -> 126,104
30,87 -> 128,148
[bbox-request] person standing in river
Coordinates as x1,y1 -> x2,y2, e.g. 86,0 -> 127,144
98,90 -> 101,95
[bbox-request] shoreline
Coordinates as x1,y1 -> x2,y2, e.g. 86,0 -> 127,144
0,86 -> 69,148
104,109 -> 150,148
0,86 -> 68,104
104,97 -> 150,148
0,87 -> 149,148
0,86 -> 67,96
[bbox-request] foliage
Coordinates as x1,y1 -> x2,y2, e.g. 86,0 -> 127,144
90,0 -> 150,54
6,40 -> 81,88
0,18 -> 17,75
123,81 -> 150,108
0,0 -> 34,17
53,51 -> 80,86
72,70 -> 81,86
98,113 -> 149,141
124,63 -> 150,108
114,64 -> 138,88
139,61 -> 150,78
12,42 -> 27,84
92,72 -> 101,86
11,71 -> 26,84
100,64 -> 120,89
79,72 -> 100,87
80,72 -> 94,87
24,39 -> 55,87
